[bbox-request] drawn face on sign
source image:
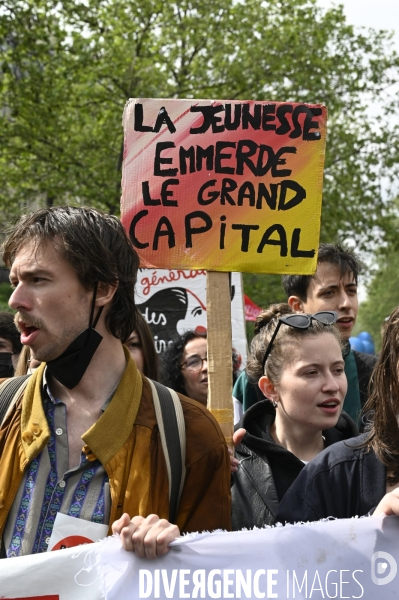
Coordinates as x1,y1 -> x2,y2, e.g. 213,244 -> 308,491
176,289 -> 207,335
137,287 -> 190,354
137,280 -> 238,353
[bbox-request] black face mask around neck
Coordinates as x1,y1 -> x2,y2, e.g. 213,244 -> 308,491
46,284 -> 104,389
0,353 -> 14,378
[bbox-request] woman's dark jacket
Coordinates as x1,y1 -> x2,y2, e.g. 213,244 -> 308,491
231,400 -> 358,530
276,433 -> 386,524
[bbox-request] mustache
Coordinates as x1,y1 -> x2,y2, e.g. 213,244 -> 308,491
14,311 -> 45,331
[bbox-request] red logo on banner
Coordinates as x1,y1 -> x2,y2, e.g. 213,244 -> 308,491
3,596 -> 59,600
52,535 -> 92,550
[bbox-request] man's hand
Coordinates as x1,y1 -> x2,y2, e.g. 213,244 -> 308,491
228,428 -> 247,473
112,513 -> 180,559
373,489 -> 399,517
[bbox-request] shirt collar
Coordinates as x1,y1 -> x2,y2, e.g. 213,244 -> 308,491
42,366 -> 117,412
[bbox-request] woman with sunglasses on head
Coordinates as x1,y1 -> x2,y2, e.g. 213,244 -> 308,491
277,305 -> 399,524
232,303 -> 358,530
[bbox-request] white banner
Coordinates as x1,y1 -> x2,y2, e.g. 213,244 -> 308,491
135,268 -> 248,368
1,517 -> 399,599
0,541 -> 103,599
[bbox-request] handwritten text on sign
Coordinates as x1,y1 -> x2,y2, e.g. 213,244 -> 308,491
121,99 -> 327,274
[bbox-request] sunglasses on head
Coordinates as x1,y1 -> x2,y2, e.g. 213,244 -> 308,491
261,311 -> 338,372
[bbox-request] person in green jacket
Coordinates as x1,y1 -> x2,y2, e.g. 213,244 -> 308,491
233,243 -> 376,429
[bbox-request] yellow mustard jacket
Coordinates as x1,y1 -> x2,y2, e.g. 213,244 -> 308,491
0,357 -> 231,537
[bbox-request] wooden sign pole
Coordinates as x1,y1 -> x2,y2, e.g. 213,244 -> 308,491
206,271 -> 234,449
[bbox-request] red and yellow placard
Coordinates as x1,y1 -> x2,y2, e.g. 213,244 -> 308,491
121,99 -> 327,274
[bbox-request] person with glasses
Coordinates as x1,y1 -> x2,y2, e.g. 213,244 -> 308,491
232,303 -> 358,530
276,305 -> 399,523
161,331 -> 209,406
162,330 -> 240,408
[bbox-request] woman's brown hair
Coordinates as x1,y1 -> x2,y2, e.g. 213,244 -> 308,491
131,312 -> 160,381
3,206 -> 139,343
246,302 -> 342,385
14,345 -> 31,377
362,306 -> 399,484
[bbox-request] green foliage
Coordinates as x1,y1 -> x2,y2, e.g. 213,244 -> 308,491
0,282 -> 14,312
356,248 -> 399,351
242,273 -> 287,342
242,273 -> 286,309
1,0 -> 399,247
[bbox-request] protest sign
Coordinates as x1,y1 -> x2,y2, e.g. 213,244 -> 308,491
121,98 -> 326,274
244,294 -> 263,321
135,268 -> 247,368
47,513 -> 108,552
2,516 -> 399,599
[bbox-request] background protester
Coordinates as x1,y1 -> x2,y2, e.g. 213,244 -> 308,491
233,243 -> 376,428
162,330 -> 239,407
0,311 -> 22,377
162,330 -> 240,473
162,331 -> 208,406
232,304 -> 358,530
124,311 -> 160,380
276,304 -> 399,523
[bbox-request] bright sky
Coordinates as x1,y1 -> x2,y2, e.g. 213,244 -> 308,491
317,0 -> 399,51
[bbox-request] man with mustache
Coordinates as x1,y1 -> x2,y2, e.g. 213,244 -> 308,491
234,244 -> 376,428
0,206 -> 231,558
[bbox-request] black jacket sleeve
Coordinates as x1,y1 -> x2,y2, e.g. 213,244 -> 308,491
231,445 -> 280,530
275,436 -> 385,524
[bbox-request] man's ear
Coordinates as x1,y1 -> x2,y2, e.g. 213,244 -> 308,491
288,295 -> 305,313
95,281 -> 118,307
258,375 -> 279,401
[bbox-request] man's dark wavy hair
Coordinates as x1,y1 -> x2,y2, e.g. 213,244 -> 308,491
2,206 -> 139,342
282,243 -> 361,301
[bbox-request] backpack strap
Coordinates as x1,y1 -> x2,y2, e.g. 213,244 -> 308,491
0,375 -> 31,426
0,375 -> 30,557
147,379 -> 186,524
